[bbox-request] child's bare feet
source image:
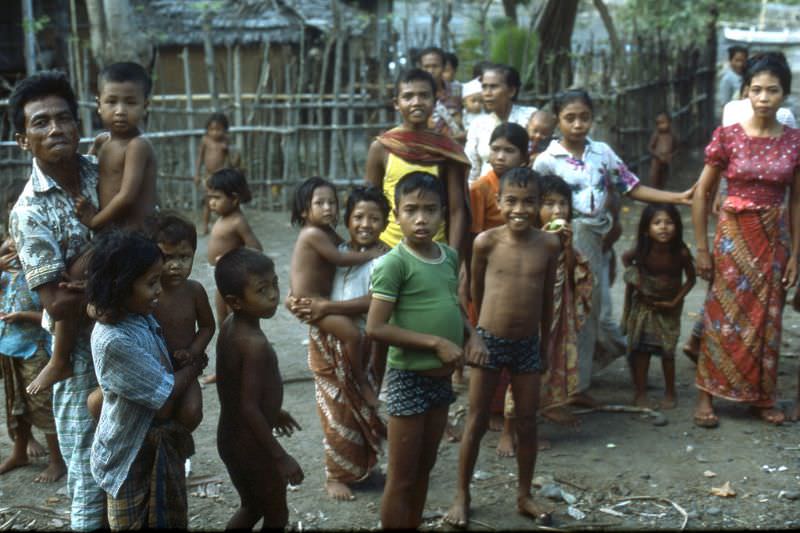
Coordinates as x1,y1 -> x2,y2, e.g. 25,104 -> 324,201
325,480 -> 355,501
488,413 -> 503,431
660,395 -> 677,410
444,492 -> 470,527
632,394 -> 652,409
33,460 -> 66,483
754,406 -> 785,425
0,450 -> 29,476
517,495 -> 553,524
568,391 -> 599,408
26,436 -> 46,458
201,374 -> 217,385
496,428 -> 516,457
542,405 -> 579,427
26,360 -> 73,395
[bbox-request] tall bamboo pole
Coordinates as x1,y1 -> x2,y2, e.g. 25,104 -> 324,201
181,47 -> 197,213
22,0 -> 36,76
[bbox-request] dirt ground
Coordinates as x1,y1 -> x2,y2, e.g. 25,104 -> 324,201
2,149 -> 800,531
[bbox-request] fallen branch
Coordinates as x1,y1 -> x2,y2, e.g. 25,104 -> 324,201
0,506 -> 65,521
617,496 -> 688,531
0,512 -> 19,531
573,404 -> 658,415
554,476 -> 588,492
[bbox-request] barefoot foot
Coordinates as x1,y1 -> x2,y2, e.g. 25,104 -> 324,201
542,405 -> 579,427
568,391 -> 600,408
0,453 -> 29,476
489,414 -> 503,432
660,395 -> 677,410
34,460 -> 66,483
326,480 -> 355,501
26,360 -> 73,395
444,494 -> 470,527
496,430 -> 516,457
27,436 -> 46,458
518,495 -> 553,525
632,394 -> 653,409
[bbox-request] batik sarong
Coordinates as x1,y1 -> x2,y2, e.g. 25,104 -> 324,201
107,420 -> 194,530
697,207 -> 788,407
2,345 -> 56,435
622,265 -> 683,357
308,325 -> 385,484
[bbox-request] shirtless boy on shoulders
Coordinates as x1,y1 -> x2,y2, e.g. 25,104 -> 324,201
446,167 -> 560,527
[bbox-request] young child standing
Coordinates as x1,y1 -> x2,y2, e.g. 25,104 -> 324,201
88,230 -> 203,529
622,204 -> 695,409
287,185 -> 389,500
289,177 -> 383,407
527,109 -> 557,164
29,62 -> 158,395
367,172 -> 476,529
461,78 -> 483,132
648,111 -> 677,190
499,174 -> 594,456
0,234 -> 66,483
194,113 -> 242,235
445,168 -> 559,528
215,248 -> 303,529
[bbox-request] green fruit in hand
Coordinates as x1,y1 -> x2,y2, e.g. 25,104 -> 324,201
544,218 -> 567,232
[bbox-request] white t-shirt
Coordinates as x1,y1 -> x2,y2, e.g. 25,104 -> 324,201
465,104 -> 537,182
721,98 -> 797,128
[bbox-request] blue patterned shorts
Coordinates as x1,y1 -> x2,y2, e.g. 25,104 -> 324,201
384,368 -> 455,417
474,327 -> 545,374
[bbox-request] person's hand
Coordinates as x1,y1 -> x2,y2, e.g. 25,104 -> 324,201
465,333 -> 489,366
783,255 -> 798,289
0,311 -> 22,323
74,196 -> 97,229
675,183 -> 697,206
172,349 -> 192,368
289,297 -> 328,322
274,410 -> 302,437
435,337 -> 464,366
0,251 -> 17,272
58,270 -> 87,293
558,223 -> 574,248
711,192 -> 722,215
696,248 -> 713,281
276,453 -> 304,486
652,299 -> 678,310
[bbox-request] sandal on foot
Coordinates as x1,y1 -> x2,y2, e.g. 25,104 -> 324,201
693,412 -> 719,428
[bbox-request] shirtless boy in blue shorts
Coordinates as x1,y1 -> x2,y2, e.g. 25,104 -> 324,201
445,167 -> 560,527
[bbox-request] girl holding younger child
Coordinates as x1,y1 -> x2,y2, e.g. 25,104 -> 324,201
622,204 -> 695,409
88,231 -> 204,529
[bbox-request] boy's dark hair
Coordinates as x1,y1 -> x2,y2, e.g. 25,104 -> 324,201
499,167 -> 540,196
538,174 -> 573,222
728,45 -> 748,61
344,185 -> 390,225
418,47 -> 446,65
291,176 -> 337,227
395,68 -> 437,98
8,70 -> 78,134
87,229 -> 163,319
655,110 -> 671,121
444,52 -> 459,70
489,123 -> 529,161
633,203 -> 685,266
481,63 -> 521,101
215,247 -> 275,299
206,112 -> 230,131
472,60 -> 494,79
207,168 -> 252,203
99,62 -> 152,97
553,89 -> 594,116
394,172 -> 444,208
147,211 -> 197,251
743,52 -> 792,95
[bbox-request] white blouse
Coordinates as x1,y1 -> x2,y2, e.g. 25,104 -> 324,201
465,104 -> 537,182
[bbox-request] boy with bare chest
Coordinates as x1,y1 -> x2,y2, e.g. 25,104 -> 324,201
81,62 -> 157,231
446,168 -> 560,528
195,114 -> 241,235
214,248 -> 303,529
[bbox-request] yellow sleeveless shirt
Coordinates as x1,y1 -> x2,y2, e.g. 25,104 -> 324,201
380,153 -> 447,247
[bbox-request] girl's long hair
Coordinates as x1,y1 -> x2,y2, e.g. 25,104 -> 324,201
633,203 -> 685,266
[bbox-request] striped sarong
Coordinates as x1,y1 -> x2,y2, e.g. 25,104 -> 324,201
308,325 -> 385,484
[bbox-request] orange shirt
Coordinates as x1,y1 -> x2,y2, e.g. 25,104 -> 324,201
469,170 -> 505,233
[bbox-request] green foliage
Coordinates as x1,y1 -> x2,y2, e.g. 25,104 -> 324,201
489,20 -> 539,73
22,14 -> 51,35
618,0 -> 759,40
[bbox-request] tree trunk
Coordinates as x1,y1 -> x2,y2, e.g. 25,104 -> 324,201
502,0 -> 518,25
592,0 -> 620,56
84,0 -> 152,69
535,0 -> 579,94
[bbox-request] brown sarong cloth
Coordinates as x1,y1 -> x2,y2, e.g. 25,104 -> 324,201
377,128 -> 471,167
106,420 -> 194,530
2,345 -> 56,435
308,325 -> 385,484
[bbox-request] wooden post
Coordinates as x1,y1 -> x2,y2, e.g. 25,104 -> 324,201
317,34 -> 335,175
22,0 -> 36,75
81,42 -> 92,138
233,43 -> 244,153
376,0 -> 389,126
328,0 -> 344,181
202,11 -> 219,112
181,47 -> 198,214
345,41 -> 356,178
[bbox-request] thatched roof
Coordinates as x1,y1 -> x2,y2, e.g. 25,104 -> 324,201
132,0 -> 370,47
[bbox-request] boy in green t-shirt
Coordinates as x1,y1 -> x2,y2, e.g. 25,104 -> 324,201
367,172 -> 480,529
